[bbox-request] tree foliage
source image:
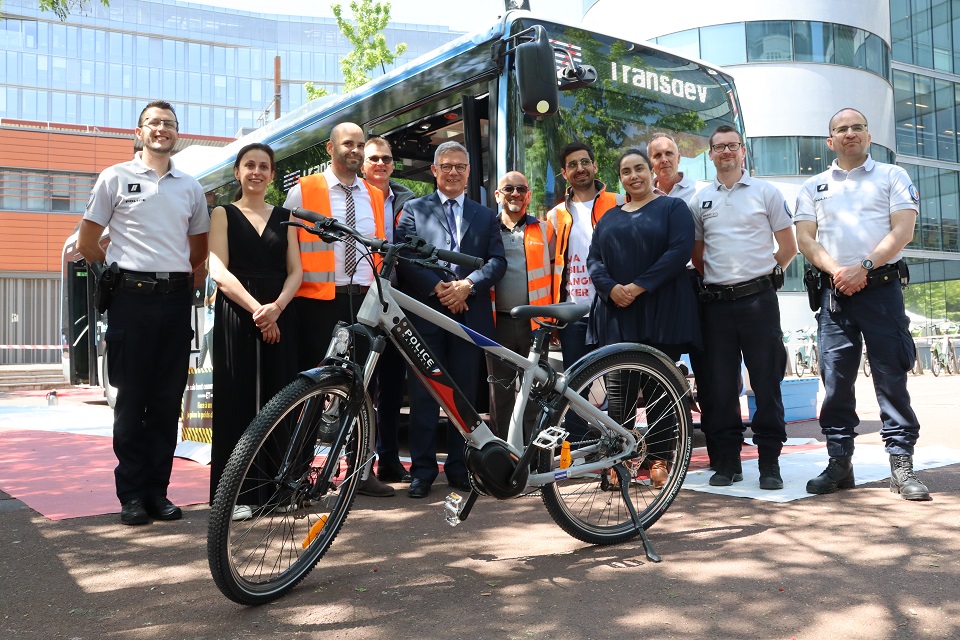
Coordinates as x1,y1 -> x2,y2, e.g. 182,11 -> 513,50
332,0 -> 407,93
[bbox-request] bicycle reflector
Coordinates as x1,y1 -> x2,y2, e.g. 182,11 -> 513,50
301,514 -> 329,549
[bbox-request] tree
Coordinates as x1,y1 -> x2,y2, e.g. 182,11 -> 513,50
1,1 -> 110,21
306,0 -> 407,99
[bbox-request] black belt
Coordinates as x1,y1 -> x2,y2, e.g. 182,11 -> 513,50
701,274 -> 774,302
118,270 -> 191,294
335,284 -> 369,295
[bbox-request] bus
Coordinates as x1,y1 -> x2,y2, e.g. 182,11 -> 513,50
61,9 -> 743,404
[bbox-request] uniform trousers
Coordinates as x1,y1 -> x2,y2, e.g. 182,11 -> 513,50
817,283 -> 919,457
374,340 -> 407,467
294,291 -> 369,373
106,287 -> 193,503
702,288 -> 786,459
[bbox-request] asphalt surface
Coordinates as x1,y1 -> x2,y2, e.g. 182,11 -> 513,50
1,373 -> 958,639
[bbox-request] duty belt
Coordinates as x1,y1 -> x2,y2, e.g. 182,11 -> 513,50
821,262 -> 901,290
334,284 -> 369,295
700,274 -> 775,303
118,270 -> 191,294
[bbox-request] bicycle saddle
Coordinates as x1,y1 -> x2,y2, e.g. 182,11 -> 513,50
510,302 -> 589,324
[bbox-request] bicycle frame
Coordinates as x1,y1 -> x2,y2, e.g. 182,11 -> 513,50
317,277 -> 641,492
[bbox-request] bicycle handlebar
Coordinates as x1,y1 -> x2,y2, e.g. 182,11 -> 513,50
291,206 -> 484,270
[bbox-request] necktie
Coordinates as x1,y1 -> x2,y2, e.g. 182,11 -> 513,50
338,183 -> 359,275
444,199 -> 458,253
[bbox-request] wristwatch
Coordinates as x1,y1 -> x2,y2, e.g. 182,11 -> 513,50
860,258 -> 875,271
466,279 -> 476,297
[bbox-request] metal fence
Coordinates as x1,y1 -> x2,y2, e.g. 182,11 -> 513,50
0,273 -> 61,365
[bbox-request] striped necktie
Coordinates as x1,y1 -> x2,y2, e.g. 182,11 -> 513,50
338,183 -> 359,275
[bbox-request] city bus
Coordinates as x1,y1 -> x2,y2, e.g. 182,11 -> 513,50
62,9 -> 743,404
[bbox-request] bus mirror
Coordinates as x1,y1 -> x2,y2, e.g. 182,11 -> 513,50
515,25 -> 559,117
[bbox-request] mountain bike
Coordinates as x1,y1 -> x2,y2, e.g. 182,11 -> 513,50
207,208 -> 693,605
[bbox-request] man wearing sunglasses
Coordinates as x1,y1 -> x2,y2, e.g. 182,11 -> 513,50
361,137 -> 415,485
487,172 -> 555,441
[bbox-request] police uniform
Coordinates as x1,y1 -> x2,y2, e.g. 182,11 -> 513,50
794,156 -> 921,459
84,152 -> 208,505
692,173 -> 793,469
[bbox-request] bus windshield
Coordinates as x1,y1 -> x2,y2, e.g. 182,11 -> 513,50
509,21 -> 740,214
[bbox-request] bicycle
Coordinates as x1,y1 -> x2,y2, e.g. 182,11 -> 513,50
207,208 -> 693,605
930,333 -> 956,377
794,329 -> 819,378
861,345 -> 871,378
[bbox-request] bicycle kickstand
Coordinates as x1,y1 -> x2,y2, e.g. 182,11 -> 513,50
612,464 -> 662,563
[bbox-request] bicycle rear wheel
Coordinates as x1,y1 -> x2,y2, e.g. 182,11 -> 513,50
207,374 -> 372,605
795,350 -> 806,377
539,349 -> 693,545
931,355 -> 941,377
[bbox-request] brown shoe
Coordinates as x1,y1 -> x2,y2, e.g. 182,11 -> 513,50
357,474 -> 396,497
650,460 -> 669,488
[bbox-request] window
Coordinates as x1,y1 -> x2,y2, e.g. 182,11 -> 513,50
656,29 -> 699,61
794,21 -> 833,63
750,137 -> 797,175
747,21 -> 792,62
699,23 -> 746,66
894,70 -> 917,156
798,137 -> 831,175
935,78 -> 957,162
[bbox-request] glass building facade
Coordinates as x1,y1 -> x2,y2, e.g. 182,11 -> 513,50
0,0 -> 462,137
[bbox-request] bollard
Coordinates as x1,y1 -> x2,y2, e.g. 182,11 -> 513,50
46,390 -> 58,406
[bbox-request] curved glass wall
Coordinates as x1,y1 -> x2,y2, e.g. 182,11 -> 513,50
900,162 -> 960,253
655,20 -> 891,81
747,136 -> 895,176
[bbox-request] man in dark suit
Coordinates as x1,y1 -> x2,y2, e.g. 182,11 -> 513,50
395,141 -> 506,498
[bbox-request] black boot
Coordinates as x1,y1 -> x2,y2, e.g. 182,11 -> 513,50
805,455 -> 854,494
758,459 -> 783,490
709,456 -> 743,486
889,455 -> 932,501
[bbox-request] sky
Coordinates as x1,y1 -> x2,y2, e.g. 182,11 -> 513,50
197,0 -> 586,33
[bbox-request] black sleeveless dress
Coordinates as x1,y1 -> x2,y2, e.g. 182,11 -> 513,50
210,204 -> 298,504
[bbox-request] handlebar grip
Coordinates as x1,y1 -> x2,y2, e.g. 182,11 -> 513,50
435,247 -> 484,270
291,207 -> 324,224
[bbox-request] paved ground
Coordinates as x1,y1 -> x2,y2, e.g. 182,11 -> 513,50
0,373 -> 958,639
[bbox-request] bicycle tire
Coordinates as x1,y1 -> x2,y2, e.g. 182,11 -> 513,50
862,355 -> 871,378
931,355 -> 941,377
811,346 -> 819,377
948,349 -> 957,375
207,374 -> 372,605
795,350 -> 806,377
539,349 -> 693,545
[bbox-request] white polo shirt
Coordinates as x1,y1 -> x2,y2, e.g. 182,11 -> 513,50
83,152 -> 209,273
692,172 -> 793,286
794,156 -> 919,267
284,168 -> 379,286
655,173 -> 698,206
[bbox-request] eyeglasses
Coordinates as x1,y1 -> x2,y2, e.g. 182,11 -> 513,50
565,158 -> 594,170
498,185 -> 529,194
832,124 -> 868,135
438,163 -> 468,174
365,155 -> 393,165
140,119 -> 179,131
710,142 -> 742,153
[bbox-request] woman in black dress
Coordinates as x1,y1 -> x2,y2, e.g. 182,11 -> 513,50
587,147 -> 699,487
208,143 -> 302,519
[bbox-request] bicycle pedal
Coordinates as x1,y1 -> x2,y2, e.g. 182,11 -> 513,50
532,426 -> 569,450
443,492 -> 464,527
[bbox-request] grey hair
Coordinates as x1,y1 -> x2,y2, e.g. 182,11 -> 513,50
434,141 -> 469,165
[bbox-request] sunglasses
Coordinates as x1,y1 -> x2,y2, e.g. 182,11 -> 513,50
498,185 -> 529,194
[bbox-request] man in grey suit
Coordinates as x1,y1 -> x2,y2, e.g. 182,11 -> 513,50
395,141 -> 507,498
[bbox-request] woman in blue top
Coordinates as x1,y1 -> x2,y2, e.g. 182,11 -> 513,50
587,147 -> 700,487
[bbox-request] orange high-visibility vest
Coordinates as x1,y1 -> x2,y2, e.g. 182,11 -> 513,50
296,173 -> 386,300
491,217 -> 555,329
547,186 -> 618,303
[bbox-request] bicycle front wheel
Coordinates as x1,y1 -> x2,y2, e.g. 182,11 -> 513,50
931,356 -> 941,377
207,375 -> 372,605
539,348 -> 693,545
795,351 -> 806,377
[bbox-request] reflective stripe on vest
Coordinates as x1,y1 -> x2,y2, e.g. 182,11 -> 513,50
550,190 -> 618,303
492,219 -> 554,329
295,173 -> 386,300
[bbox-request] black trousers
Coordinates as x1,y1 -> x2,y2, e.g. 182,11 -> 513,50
701,288 -> 787,459
106,287 -> 193,503
294,292 -> 370,372
487,313 -> 538,440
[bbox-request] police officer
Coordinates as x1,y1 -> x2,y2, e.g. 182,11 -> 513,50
78,100 -> 209,525
692,125 -> 797,490
488,171 -> 554,441
795,108 -> 930,501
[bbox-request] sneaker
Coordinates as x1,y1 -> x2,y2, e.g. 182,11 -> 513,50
232,505 -> 253,521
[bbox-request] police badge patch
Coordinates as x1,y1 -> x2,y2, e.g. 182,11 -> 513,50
128,183 -> 142,193
701,201 -> 712,209
816,184 -> 829,192
909,184 -> 920,203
